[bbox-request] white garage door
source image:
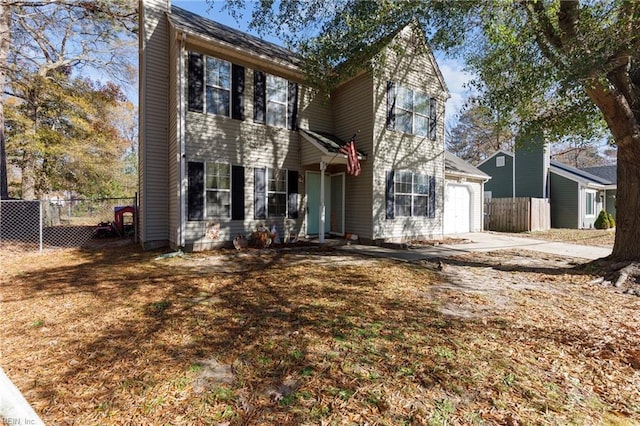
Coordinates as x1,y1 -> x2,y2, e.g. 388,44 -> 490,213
444,184 -> 471,234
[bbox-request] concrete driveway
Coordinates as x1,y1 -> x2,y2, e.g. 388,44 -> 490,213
338,232 -> 612,262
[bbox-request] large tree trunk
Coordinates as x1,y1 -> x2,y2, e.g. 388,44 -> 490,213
611,138 -> 640,261
0,5 -> 9,199
585,79 -> 640,262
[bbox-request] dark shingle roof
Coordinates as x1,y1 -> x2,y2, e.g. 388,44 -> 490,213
300,129 -> 366,158
550,160 -> 614,185
169,6 -> 301,67
580,165 -> 617,184
445,151 -> 490,180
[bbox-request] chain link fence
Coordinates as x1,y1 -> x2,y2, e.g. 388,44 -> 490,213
0,196 -> 137,252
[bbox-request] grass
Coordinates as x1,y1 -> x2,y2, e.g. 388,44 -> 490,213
0,244 -> 639,424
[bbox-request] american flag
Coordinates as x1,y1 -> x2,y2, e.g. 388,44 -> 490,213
339,134 -> 361,176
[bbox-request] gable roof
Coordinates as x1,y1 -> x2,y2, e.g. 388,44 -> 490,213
580,165 -> 617,185
445,151 -> 490,180
476,150 -> 513,167
335,21 -> 449,97
169,6 -> 301,67
403,22 -> 449,97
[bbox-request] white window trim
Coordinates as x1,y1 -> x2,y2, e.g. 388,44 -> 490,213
585,189 -> 597,218
394,170 -> 429,217
266,167 -> 288,218
396,84 -> 429,137
496,156 -> 505,167
204,56 -> 231,117
266,75 -> 288,129
205,161 -> 231,219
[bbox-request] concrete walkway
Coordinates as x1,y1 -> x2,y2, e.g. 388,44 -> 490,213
337,232 -> 611,262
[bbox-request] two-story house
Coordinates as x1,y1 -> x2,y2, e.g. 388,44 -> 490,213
139,0 -> 458,250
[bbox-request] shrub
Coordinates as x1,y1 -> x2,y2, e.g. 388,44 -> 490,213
607,212 -> 615,228
594,210 -> 611,229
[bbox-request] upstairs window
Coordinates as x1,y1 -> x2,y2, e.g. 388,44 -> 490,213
253,71 -> 298,130
205,57 -> 230,117
396,86 -> 429,137
188,51 -> 245,120
387,81 -> 436,140
266,75 -> 288,128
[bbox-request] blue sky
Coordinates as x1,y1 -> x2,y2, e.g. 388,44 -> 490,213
172,0 -> 472,127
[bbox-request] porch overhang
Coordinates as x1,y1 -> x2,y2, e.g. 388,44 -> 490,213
299,128 -> 366,166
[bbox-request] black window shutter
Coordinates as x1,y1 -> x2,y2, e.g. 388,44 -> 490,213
254,167 -> 266,219
187,161 -> 204,221
429,98 -> 437,141
231,64 -> 245,121
386,170 -> 395,219
287,170 -> 299,218
287,82 -> 298,130
428,175 -> 436,218
231,165 -> 245,220
386,81 -> 396,130
188,52 -> 204,112
253,71 -> 266,124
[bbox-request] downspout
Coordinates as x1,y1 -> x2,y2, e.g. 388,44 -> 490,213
178,31 -> 186,247
481,180 -> 485,232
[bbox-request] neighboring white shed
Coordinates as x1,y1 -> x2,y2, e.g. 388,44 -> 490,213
443,152 -> 491,234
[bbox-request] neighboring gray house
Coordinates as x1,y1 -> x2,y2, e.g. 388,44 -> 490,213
478,146 -> 617,229
580,164 -> 617,219
139,0 -> 458,250
444,152 -> 490,234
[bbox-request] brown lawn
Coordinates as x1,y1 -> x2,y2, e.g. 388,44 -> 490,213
0,244 -> 638,425
499,228 -> 616,248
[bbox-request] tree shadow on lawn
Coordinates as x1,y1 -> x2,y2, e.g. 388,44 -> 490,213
428,249 -> 597,277
5,246 -> 637,423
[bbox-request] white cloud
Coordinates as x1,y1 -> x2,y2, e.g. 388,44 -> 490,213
434,55 -> 476,126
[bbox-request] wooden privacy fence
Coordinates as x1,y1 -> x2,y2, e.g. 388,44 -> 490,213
484,197 -> 550,232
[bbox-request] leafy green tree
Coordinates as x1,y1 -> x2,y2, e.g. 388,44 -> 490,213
218,0 -> 640,262
0,0 -> 136,199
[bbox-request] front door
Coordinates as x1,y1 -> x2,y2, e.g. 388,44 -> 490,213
306,172 -> 330,235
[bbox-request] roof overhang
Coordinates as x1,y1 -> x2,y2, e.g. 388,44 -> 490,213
168,21 -> 304,82
300,129 -> 366,165
550,166 -> 606,189
445,170 -> 491,182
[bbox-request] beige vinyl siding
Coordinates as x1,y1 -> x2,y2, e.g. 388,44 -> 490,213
372,26 -> 447,241
298,86 -> 332,133
332,73 -> 375,239
300,137 -> 321,166
139,0 -> 171,248
183,66 -> 305,248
